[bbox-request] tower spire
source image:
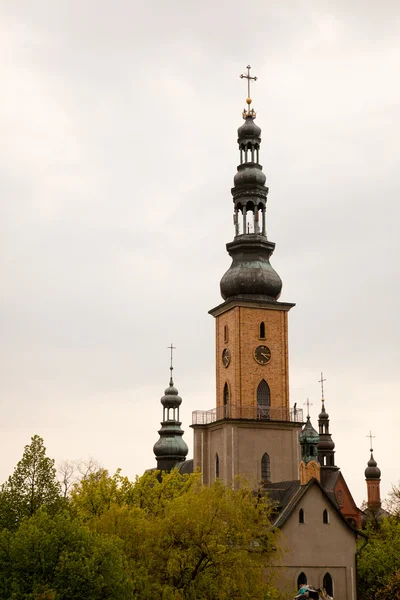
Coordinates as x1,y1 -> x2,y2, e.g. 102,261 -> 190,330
153,345 -> 188,472
364,432 -> 381,510
316,374 -> 338,473
219,65 -> 283,302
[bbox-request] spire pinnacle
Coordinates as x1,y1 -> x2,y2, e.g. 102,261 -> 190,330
240,65 -> 257,118
318,372 -> 327,412
167,343 -> 176,386
303,398 -> 313,419
367,430 -> 376,453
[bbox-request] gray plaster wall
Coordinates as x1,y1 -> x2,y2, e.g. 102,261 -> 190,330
193,420 -> 301,488
274,484 -> 357,600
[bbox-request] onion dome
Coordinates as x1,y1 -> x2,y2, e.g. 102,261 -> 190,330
233,164 -> 266,187
153,363 -> 188,472
220,236 -> 283,301
161,381 -> 182,409
237,115 -> 261,143
365,452 -> 381,480
318,400 -> 329,421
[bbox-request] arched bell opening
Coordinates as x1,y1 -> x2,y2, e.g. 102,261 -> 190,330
257,380 -> 270,420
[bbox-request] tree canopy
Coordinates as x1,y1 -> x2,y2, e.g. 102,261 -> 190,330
0,437 -> 282,600
358,505 -> 400,600
0,435 -> 62,531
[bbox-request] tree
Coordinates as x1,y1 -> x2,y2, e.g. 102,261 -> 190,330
357,516 -> 400,599
0,435 -> 62,530
73,469 -> 281,600
58,457 -> 102,498
0,510 -> 132,600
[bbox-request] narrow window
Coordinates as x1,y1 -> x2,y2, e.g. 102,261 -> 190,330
261,453 -> 270,483
224,325 -> 228,343
223,383 -> 229,405
323,573 -> 333,597
223,383 -> 229,418
215,454 -> 219,479
323,509 -> 329,524
337,490 -> 343,507
299,509 -> 304,524
257,380 -> 270,420
297,572 -> 307,588
259,321 -> 265,339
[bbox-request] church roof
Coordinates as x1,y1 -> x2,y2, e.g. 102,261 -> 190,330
263,478 -> 366,537
177,459 -> 193,475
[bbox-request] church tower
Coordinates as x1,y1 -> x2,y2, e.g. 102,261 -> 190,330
365,436 -> 381,511
192,67 -> 303,489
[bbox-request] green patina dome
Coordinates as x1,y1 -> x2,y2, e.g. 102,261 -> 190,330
299,416 -> 320,464
153,368 -> 188,472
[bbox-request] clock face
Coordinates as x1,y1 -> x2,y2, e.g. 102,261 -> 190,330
254,345 -> 271,365
222,348 -> 231,368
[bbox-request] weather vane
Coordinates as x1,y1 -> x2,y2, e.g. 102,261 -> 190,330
303,398 -> 313,419
367,430 -> 376,452
240,65 -> 257,118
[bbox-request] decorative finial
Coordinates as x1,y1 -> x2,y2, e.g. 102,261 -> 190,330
167,343 -> 176,385
318,372 -> 326,408
367,430 -> 376,453
240,65 -> 257,119
303,398 -> 313,419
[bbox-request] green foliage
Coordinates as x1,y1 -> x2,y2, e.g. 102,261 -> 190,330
357,516 -> 400,600
1,442 -> 281,600
0,510 -> 132,600
89,471 -> 280,599
0,435 -> 63,531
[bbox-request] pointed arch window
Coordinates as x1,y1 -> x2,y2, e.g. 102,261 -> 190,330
259,321 -> 266,339
261,453 -> 270,483
257,380 -> 270,420
223,383 -> 229,418
323,509 -> 329,524
297,572 -> 307,588
215,454 -> 220,479
299,508 -> 304,524
323,573 -> 333,597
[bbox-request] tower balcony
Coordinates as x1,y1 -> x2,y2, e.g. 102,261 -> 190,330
192,404 -> 303,426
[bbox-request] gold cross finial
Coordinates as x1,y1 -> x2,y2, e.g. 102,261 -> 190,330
240,65 -> 257,118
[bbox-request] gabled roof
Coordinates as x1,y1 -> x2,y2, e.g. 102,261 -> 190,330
263,477 -> 367,538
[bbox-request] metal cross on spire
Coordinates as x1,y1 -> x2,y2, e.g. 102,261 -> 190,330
167,343 -> 176,384
240,65 -> 257,118
367,430 -> 376,452
303,398 -> 313,419
318,372 -> 326,401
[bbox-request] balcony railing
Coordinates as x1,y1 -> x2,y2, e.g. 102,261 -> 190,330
192,404 -> 303,426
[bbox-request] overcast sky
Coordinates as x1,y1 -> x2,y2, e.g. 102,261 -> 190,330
1,0 -> 399,506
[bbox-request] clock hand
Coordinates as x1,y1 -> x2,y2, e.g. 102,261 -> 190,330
261,352 -> 270,358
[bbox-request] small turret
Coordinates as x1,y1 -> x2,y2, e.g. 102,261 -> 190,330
317,373 -> 338,471
153,345 -> 188,472
365,432 -> 381,510
299,409 -> 320,485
